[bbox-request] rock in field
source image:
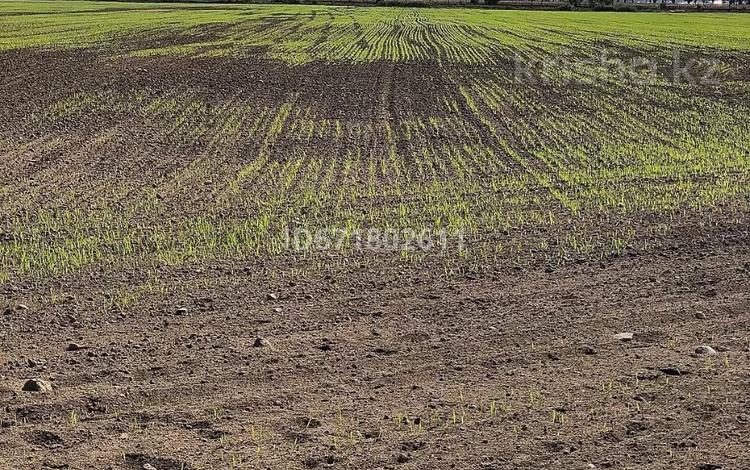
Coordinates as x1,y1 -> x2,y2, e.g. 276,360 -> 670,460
695,345 -> 718,356
21,378 -> 53,392
613,332 -> 634,342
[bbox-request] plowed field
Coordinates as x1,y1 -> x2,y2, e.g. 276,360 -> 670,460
1,2 -> 749,469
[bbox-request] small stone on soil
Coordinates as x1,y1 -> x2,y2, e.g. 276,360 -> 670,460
21,378 -> 53,392
613,332 -> 634,342
695,345 -> 718,356
267,293 -> 279,300
176,307 -> 188,315
253,337 -> 269,348
66,343 -> 83,351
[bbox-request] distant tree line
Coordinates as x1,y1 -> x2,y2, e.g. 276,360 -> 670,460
568,0 -> 749,7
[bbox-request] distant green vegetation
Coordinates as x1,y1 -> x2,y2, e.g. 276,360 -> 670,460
1,1 -> 749,62
0,1 -> 748,281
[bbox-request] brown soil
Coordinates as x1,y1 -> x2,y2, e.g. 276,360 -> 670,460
2,236 -> 750,469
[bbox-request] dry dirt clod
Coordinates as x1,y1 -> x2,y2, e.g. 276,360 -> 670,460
396,453 -> 411,464
613,332 -> 634,342
659,367 -> 684,376
296,416 -> 321,428
317,341 -> 333,352
22,378 -> 53,392
580,346 -> 597,355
